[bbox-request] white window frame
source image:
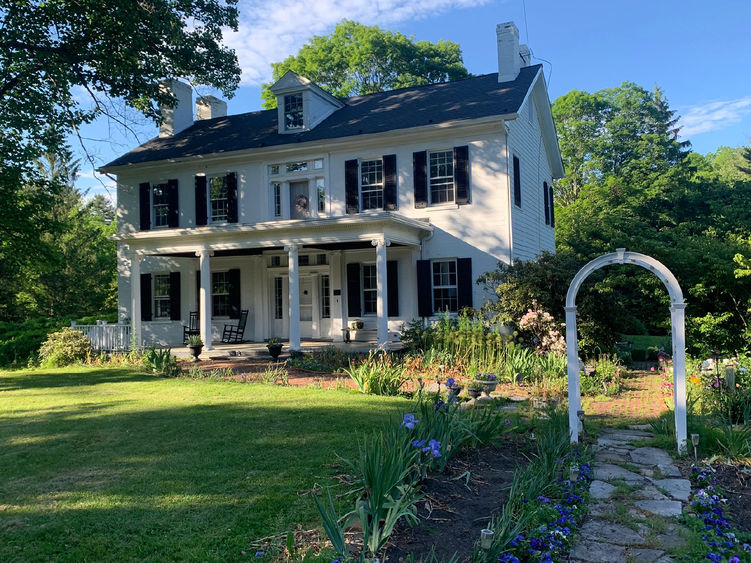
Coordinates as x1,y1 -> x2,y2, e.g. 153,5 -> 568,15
151,182 -> 170,229
207,174 -> 229,224
428,150 -> 455,205
273,277 -> 283,319
360,158 -> 384,211
211,271 -> 231,318
315,177 -> 326,215
431,259 -> 458,313
153,273 -> 171,319
284,93 -> 304,130
271,182 -> 282,218
361,263 -> 377,315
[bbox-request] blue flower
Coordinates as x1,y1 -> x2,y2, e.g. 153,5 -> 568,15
411,439 -> 426,448
435,400 -> 445,411
255,552 -> 264,557
498,555 -> 519,563
537,496 -> 551,503
446,377 -> 455,387
401,413 -> 418,429
422,439 -> 441,458
729,556 -> 740,563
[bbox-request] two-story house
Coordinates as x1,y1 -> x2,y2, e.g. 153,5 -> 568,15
103,21 -> 563,351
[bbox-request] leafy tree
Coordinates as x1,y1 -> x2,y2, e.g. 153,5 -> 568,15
0,0 -> 240,321
261,20 -> 469,109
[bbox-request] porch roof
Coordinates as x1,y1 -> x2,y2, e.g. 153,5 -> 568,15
114,212 -> 432,255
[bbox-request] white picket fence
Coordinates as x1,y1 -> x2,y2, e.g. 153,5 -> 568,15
71,320 -> 131,352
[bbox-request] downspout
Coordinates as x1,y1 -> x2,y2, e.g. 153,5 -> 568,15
504,120 -> 514,265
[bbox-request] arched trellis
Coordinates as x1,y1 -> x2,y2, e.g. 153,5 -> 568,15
565,249 -> 687,453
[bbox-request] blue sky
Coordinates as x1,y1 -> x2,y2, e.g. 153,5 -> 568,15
76,0 -> 751,199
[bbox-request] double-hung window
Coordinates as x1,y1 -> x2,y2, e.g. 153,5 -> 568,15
271,183 -> 282,217
212,272 -> 231,317
152,183 -> 170,228
284,94 -> 304,130
153,274 -> 172,319
432,260 -> 458,313
208,176 -> 229,223
320,275 -> 330,318
362,264 -> 377,315
360,159 -> 383,211
429,150 -> 454,204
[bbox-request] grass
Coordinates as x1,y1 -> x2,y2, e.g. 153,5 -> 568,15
0,366 -> 412,561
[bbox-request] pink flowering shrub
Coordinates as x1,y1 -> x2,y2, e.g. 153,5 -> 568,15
518,301 -> 566,355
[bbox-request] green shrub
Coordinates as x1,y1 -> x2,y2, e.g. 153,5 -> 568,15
38,328 -> 93,367
141,345 -> 181,377
345,351 -> 407,396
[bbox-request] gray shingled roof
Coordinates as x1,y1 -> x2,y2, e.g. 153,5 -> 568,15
104,65 -> 540,168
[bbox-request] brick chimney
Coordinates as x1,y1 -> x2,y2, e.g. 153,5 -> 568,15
196,95 -> 227,121
159,79 -> 193,137
497,22 -> 523,83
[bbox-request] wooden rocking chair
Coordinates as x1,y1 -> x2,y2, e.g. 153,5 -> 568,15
183,312 -> 200,344
221,310 -> 248,344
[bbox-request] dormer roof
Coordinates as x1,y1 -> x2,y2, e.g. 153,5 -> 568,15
269,70 -> 344,108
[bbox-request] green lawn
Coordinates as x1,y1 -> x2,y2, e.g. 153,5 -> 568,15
0,367 -> 412,561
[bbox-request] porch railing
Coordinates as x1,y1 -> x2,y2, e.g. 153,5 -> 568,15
71,320 -> 131,352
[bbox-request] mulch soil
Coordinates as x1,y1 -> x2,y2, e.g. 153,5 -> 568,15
709,462 -> 751,535
382,435 -> 530,562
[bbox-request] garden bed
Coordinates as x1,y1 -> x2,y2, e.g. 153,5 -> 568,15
706,462 -> 751,535
384,436 -> 530,560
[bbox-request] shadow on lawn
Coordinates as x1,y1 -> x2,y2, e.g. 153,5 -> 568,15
0,377 -> 409,560
0,368 -> 157,391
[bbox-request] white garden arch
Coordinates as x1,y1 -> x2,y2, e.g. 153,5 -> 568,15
565,249 -> 687,453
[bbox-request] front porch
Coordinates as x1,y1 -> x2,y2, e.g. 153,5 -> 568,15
170,338 -> 405,360
116,213 -> 432,352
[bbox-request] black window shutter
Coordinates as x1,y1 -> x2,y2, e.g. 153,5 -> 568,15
167,179 -> 179,228
457,258 -> 473,310
195,269 -> 201,313
413,151 -> 427,208
549,184 -> 555,228
346,262 -> 361,317
139,182 -> 151,230
387,260 -> 398,317
169,272 -> 181,321
454,145 -> 469,205
416,260 -> 432,317
383,154 -> 397,210
195,176 -> 207,226
228,268 -> 241,319
226,172 -> 238,223
543,181 -> 550,225
140,273 -> 152,321
513,156 -> 521,207
345,159 -> 359,214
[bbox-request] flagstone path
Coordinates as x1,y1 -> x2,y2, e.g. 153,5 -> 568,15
568,428 -> 691,562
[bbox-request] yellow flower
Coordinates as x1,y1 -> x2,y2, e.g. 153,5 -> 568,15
689,376 -> 701,384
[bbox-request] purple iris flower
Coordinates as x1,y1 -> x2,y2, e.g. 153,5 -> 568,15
401,413 -> 418,429
435,400 -> 444,411
446,377 -> 455,387
411,439 -> 426,448
422,439 -> 441,458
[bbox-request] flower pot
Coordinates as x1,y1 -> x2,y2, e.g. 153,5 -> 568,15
481,381 -> 497,396
447,385 -> 463,397
189,345 -> 203,361
267,344 -> 283,359
468,387 -> 482,400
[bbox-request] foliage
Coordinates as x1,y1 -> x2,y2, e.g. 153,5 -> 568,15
38,327 -> 93,367
286,346 -> 361,373
0,0 -> 239,321
187,335 -> 203,347
261,20 -> 468,108
344,351 -> 407,396
141,345 -> 181,377
262,363 -> 289,385
482,409 -> 591,562
579,355 -> 625,396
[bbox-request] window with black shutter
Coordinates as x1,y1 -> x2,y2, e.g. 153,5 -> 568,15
345,159 -> 359,214
166,179 -> 179,228
383,154 -> 397,210
346,262 -> 361,317
195,175 -> 208,226
387,260 -> 398,317
454,146 -> 469,205
139,183 -> 151,230
513,155 -> 521,207
140,273 -> 152,321
549,183 -> 555,228
413,151 -> 427,208
169,272 -> 181,320
543,181 -> 550,225
416,260 -> 432,317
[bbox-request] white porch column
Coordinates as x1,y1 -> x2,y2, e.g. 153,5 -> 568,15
330,251 -> 344,341
130,251 -> 143,349
311,272 -> 320,338
671,302 -> 688,454
196,248 -> 214,350
565,305 -> 581,443
372,237 -> 391,348
286,243 -> 301,351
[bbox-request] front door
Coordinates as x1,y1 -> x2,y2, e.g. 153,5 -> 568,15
289,181 -> 310,219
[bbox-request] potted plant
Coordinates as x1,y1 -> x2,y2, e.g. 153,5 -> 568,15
445,377 -> 462,397
467,382 -> 483,400
351,320 -> 364,330
475,373 -> 498,396
267,338 -> 283,359
187,335 -> 203,361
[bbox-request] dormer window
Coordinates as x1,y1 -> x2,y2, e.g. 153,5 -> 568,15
284,94 -> 304,130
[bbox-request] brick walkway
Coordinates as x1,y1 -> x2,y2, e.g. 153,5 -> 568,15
581,371 -> 670,423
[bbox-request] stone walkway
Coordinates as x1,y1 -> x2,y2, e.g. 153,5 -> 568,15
569,428 -> 691,562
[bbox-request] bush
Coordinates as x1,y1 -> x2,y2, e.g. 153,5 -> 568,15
345,351 -> 407,396
38,328 -> 93,367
